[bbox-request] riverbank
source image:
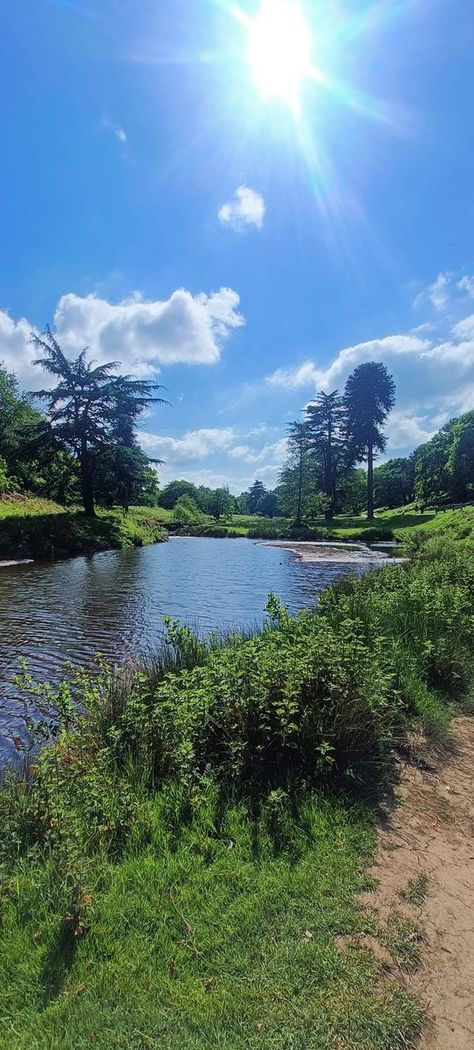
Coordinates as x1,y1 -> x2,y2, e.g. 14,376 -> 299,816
1,534 -> 473,1046
1,497 -> 473,561
0,497 -> 167,560
137,503 -> 474,544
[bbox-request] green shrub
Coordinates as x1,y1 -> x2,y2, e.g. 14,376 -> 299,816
179,524 -> 231,538
247,524 -> 283,539
357,528 -> 394,542
288,525 -> 335,541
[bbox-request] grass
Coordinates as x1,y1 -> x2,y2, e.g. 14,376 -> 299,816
1,536 -> 474,1046
383,917 -> 423,974
0,793 -> 422,1050
0,496 -> 167,559
0,495 -> 66,520
399,874 -> 429,907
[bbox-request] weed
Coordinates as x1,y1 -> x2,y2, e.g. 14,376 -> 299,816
400,874 -> 429,907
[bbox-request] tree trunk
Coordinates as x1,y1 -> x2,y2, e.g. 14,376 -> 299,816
367,444 -> 374,521
324,420 -> 334,522
296,449 -> 303,526
80,437 -> 95,517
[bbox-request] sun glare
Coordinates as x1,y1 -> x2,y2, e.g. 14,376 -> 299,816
247,0 -> 313,112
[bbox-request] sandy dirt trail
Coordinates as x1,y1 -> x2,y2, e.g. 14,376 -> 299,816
363,718 -> 474,1048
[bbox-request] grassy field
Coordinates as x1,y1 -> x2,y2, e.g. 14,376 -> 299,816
1,536 -> 474,1047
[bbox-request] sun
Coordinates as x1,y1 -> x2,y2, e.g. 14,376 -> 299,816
247,0 -> 313,112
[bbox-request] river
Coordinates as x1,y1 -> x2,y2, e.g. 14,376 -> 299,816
0,536 -> 381,763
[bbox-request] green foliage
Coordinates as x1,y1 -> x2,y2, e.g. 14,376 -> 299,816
344,362 -> 396,520
207,486 -> 233,520
173,494 -> 205,523
246,479 -> 267,514
305,391 -> 348,520
277,421 -> 312,523
159,479 -> 204,509
30,329 -> 166,516
0,500 -> 167,559
414,410 -> 474,506
0,454 -> 13,494
179,523 -> 233,538
0,362 -> 78,501
374,457 -> 415,509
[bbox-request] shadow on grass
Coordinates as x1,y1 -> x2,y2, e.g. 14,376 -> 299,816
41,910 -> 81,1008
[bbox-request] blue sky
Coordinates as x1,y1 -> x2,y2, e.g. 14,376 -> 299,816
0,0 -> 473,492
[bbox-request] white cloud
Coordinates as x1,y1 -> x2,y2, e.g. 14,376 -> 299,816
414,272 -> 450,311
427,272 -> 450,311
138,428 -> 236,462
53,288 -> 244,375
102,116 -> 127,143
267,334 -> 429,392
385,411 -> 436,451
228,437 -> 288,464
458,275 -> 474,298
0,285 -> 244,393
265,274 -> 474,458
218,185 -> 265,233
0,310 -> 40,387
137,426 -> 287,493
452,313 -> 474,341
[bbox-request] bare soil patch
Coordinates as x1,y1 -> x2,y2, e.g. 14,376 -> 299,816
361,718 -> 474,1048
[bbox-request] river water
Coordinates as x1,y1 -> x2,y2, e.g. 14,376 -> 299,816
0,537 -> 380,763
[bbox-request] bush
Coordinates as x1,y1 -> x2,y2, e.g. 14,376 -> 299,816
0,508 -> 167,559
358,527 -> 394,542
288,525 -> 335,541
247,524 -> 283,539
179,524 -> 231,538
173,495 -> 204,524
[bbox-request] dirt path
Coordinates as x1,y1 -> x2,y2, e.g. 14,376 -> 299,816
363,718 -> 474,1048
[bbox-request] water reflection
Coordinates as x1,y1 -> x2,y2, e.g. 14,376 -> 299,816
0,537 -> 374,761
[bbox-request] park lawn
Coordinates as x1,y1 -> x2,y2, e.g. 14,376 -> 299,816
302,505 -> 474,542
